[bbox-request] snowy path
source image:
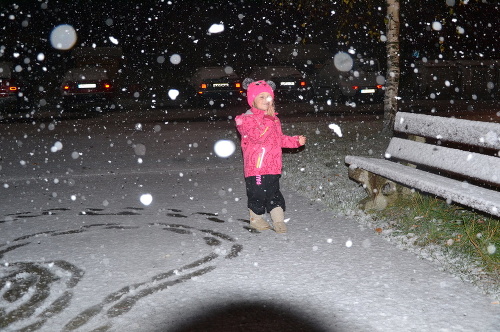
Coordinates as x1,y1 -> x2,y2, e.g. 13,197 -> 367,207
1,112 -> 499,331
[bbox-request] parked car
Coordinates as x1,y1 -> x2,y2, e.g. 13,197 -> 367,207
0,62 -> 21,111
60,66 -> 115,110
247,66 -> 311,102
312,57 -> 384,103
188,66 -> 243,106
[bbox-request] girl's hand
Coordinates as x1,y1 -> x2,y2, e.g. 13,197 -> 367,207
298,135 -> 307,146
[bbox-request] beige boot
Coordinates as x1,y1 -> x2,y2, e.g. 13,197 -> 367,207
270,207 -> 287,233
249,209 -> 271,231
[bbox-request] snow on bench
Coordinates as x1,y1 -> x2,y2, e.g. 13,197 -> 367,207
345,112 -> 500,217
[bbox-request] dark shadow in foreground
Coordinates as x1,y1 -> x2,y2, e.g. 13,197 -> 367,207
161,300 -> 339,332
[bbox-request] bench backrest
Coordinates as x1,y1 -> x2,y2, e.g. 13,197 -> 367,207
394,112 -> 500,150
387,112 -> 500,186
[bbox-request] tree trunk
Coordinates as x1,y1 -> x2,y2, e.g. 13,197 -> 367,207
383,0 -> 400,134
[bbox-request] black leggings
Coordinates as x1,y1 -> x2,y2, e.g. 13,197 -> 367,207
245,175 -> 285,215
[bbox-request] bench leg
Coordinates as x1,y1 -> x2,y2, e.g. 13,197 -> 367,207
348,167 -> 402,210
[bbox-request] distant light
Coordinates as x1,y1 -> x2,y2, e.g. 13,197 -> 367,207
50,24 -> 77,50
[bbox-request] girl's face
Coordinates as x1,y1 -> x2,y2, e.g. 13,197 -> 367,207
253,92 -> 273,111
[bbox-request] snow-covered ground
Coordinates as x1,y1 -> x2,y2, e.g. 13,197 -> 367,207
1,107 -> 499,331
279,106 -> 500,300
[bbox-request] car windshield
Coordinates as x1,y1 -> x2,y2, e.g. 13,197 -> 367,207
64,68 -> 108,81
353,59 -> 379,72
0,63 -> 12,78
252,67 -> 301,78
194,68 -> 238,80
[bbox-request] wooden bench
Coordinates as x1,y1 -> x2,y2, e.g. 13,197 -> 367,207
345,111 -> 500,217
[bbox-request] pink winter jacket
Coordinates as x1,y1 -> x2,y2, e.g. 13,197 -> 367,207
235,107 -> 302,178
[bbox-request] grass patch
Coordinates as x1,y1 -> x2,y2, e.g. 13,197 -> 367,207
370,192 -> 500,280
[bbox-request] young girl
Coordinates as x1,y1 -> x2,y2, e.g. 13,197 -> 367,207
235,79 -> 306,233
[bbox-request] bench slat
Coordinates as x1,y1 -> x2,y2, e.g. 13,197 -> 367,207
394,112 -> 500,150
345,155 -> 500,217
386,137 -> 500,185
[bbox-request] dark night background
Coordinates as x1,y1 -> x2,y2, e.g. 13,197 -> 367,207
1,0 -> 499,103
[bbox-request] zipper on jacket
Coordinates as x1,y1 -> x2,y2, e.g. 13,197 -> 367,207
256,147 -> 265,169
